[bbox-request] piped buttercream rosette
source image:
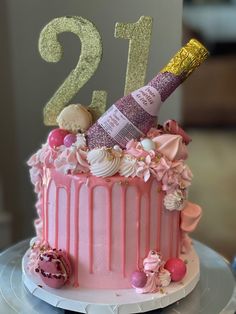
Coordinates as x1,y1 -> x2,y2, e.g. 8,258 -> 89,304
87,146 -> 122,177
119,154 -> 138,177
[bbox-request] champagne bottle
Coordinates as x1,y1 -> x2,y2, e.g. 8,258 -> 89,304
87,39 -> 209,149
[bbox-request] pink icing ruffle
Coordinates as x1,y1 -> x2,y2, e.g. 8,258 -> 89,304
180,202 -> 202,253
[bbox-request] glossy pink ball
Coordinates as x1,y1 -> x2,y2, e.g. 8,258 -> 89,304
64,133 -> 77,147
131,271 -> 147,288
164,258 -> 186,282
48,129 -> 69,148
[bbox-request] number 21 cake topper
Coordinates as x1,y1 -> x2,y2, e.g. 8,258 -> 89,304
39,16 -> 153,125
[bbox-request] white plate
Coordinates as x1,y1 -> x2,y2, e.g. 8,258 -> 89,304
0,240 -> 235,314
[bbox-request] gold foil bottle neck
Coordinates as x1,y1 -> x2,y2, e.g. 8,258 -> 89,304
161,38 -> 209,79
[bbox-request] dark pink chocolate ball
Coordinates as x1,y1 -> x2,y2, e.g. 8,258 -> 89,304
131,271 -> 147,288
164,258 -> 186,282
48,128 -> 69,148
63,133 -> 77,147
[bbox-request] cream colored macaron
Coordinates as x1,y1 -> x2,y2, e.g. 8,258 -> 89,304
57,104 -> 93,133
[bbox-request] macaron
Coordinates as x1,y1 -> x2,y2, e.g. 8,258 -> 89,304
36,249 -> 72,289
57,104 -> 93,133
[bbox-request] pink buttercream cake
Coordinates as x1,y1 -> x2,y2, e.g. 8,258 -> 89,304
27,120 -> 202,291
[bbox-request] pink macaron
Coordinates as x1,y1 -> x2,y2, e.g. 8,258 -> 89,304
36,249 -> 72,289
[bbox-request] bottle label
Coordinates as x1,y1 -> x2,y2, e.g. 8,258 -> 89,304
98,105 -> 144,147
131,85 -> 162,116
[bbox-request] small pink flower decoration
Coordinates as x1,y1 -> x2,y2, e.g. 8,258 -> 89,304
126,139 -> 149,158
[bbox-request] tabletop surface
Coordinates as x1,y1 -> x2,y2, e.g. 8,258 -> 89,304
0,240 -> 235,314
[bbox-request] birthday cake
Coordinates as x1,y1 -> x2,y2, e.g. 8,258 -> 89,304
24,37 -> 208,310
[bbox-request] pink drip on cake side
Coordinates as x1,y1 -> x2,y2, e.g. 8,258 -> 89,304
136,192 -> 141,270
107,187 -> 112,271
73,183 -> 81,287
42,169 -> 180,289
157,184 -> 163,252
54,187 -> 59,249
88,188 -> 94,274
121,186 -> 126,278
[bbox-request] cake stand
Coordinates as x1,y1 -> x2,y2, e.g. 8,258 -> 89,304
0,240 -> 235,314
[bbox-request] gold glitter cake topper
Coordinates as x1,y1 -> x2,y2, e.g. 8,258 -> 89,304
40,16 -> 153,125
39,16 -> 107,126
115,16 -> 153,95
161,39 -> 209,79
39,16 -> 207,126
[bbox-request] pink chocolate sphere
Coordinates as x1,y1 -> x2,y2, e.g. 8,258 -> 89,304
48,128 -> 69,148
63,133 -> 77,147
164,258 -> 186,282
131,271 -> 147,288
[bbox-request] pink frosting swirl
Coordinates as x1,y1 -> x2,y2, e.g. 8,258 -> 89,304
54,146 -> 89,175
143,250 -> 162,272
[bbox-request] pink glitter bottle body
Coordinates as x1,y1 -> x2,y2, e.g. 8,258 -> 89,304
87,39 -> 209,149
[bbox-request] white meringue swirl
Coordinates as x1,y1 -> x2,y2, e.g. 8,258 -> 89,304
87,147 -> 121,177
164,189 -> 186,211
119,155 -> 138,177
158,269 -> 171,287
74,133 -> 87,147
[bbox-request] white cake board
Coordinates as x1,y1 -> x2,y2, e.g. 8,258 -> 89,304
22,247 -> 199,314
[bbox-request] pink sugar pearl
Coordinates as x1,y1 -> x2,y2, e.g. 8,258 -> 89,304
164,258 -> 186,282
48,129 -> 69,148
63,133 -> 77,147
131,271 -> 147,288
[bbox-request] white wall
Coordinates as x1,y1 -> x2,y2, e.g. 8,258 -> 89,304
0,0 -> 183,241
